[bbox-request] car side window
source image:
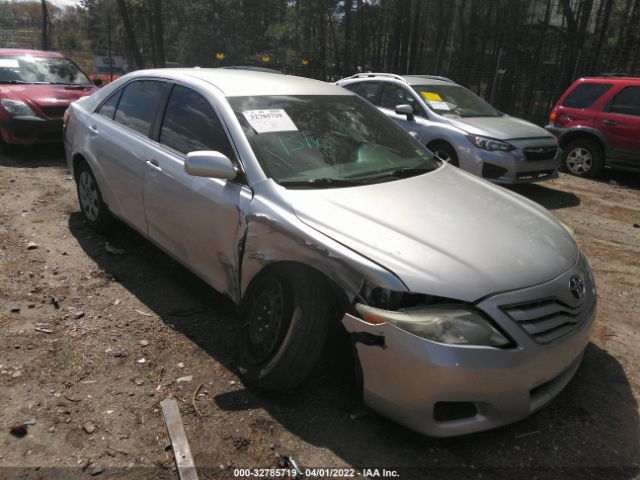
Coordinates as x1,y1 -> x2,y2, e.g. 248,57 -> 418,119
349,82 -> 381,105
159,84 -> 234,158
609,86 -> 640,117
379,84 -> 422,114
562,83 -> 611,109
97,90 -> 122,120
114,80 -> 167,136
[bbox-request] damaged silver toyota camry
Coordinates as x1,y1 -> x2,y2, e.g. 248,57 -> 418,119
64,69 -> 597,437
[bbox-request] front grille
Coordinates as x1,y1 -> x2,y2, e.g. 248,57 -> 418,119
40,105 -> 68,118
501,295 -> 596,344
516,169 -> 555,180
524,146 -> 558,161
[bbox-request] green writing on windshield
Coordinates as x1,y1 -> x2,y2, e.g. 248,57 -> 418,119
277,132 -> 333,156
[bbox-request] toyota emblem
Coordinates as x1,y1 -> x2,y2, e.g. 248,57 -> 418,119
569,275 -> 586,301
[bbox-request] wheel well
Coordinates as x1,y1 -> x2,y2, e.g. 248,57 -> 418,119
72,153 -> 86,180
427,139 -> 452,150
242,261 -> 351,315
560,132 -> 604,153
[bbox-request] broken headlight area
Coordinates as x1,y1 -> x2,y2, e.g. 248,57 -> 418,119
355,301 -> 514,348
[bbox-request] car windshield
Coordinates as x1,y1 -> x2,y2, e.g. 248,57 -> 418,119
413,84 -> 501,118
228,95 -> 439,188
0,55 -> 90,85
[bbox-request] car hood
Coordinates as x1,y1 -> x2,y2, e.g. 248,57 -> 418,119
284,165 -> 578,302
0,84 -> 96,117
446,115 -> 555,141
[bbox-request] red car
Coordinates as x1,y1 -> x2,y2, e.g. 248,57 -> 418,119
0,48 -> 97,154
546,76 -> 640,177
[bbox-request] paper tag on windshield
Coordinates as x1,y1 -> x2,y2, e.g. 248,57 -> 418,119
428,100 -> 450,110
0,59 -> 19,68
421,91 -> 442,102
243,109 -> 298,133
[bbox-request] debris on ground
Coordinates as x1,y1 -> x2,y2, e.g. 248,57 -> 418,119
161,398 -> 199,480
135,379 -> 146,386
26,241 -> 39,250
50,295 -> 59,309
34,323 -> 53,334
139,339 -> 149,346
134,309 -> 152,317
74,310 -> 85,320
177,375 -> 193,383
277,455 -> 304,477
82,421 -> 96,434
105,242 -> 125,255
10,307 -> 20,313
10,422 -> 28,438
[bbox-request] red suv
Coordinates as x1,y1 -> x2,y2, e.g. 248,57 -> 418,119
546,77 -> 640,178
0,48 -> 97,154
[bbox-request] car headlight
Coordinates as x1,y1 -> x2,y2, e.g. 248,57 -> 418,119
1,98 -> 37,117
355,303 -> 511,347
466,134 -> 515,152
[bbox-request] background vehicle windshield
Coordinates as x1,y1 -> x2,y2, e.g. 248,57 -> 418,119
228,95 -> 439,187
413,84 -> 501,118
0,56 -> 90,85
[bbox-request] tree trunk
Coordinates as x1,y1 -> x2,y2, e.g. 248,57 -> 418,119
153,0 -> 165,67
116,0 -> 144,69
343,0 -> 352,75
41,0 -> 48,50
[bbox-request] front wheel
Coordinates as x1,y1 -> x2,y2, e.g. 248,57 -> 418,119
429,142 -> 459,167
237,266 -> 332,391
76,161 -> 112,232
563,139 -> 604,178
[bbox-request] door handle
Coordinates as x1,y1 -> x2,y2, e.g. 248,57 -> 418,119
602,120 -> 618,126
88,125 -> 99,135
145,159 -> 162,172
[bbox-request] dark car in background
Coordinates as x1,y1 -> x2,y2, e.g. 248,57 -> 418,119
0,48 -> 97,154
546,77 -> 640,178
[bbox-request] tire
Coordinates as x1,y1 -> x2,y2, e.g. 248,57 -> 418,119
76,160 -> 112,233
563,139 -> 604,178
237,266 -> 332,391
429,141 -> 459,167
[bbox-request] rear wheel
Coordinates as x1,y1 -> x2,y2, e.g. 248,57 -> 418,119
429,141 -> 459,167
237,266 -> 332,391
563,139 -> 604,178
76,161 -> 112,233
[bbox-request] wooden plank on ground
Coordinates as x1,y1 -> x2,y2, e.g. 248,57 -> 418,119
160,398 -> 199,480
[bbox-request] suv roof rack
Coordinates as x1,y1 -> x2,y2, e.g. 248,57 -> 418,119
344,72 -> 408,82
409,75 -> 456,83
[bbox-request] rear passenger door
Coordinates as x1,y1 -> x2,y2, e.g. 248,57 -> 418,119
91,79 -> 169,233
142,83 -> 250,296
598,86 -> 640,167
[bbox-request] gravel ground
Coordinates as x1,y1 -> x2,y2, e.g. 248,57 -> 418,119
1,147 -> 639,480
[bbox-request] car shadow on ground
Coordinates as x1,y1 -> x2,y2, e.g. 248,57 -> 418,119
68,212 -> 639,479
0,145 -> 67,168
506,183 -> 581,210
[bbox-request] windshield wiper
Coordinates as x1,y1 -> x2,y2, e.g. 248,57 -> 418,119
389,166 -> 436,178
279,177 -> 365,189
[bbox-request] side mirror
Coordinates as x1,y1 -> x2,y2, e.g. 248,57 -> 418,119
92,77 -> 103,87
185,151 -> 237,180
395,104 -> 414,121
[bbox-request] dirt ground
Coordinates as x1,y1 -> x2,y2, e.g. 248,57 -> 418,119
1,147 -> 639,480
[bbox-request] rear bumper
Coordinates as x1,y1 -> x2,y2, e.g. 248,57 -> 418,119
0,116 -> 63,145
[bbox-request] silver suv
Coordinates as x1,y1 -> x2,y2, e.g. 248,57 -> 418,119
336,73 -> 561,184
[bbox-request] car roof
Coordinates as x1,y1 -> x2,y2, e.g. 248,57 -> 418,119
139,68 -> 348,96
403,76 -> 455,86
577,76 -> 640,85
338,73 -> 456,87
0,48 -> 65,58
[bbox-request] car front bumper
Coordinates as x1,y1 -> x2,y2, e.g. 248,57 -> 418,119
343,256 -> 597,437
460,139 -> 562,184
0,116 -> 63,145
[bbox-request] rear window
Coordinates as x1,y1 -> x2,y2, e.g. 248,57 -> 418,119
562,83 -> 611,108
609,86 -> 640,117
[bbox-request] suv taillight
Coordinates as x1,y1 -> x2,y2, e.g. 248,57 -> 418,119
549,108 -> 557,126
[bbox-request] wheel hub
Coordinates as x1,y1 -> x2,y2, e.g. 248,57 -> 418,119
78,171 -> 99,221
566,147 -> 592,174
247,279 -> 285,361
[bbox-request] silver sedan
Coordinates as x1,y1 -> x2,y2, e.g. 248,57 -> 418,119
64,69 -> 597,437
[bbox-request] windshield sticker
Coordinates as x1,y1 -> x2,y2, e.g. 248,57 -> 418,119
0,59 -> 19,68
243,109 -> 298,133
428,100 -> 450,110
421,91 -> 442,102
